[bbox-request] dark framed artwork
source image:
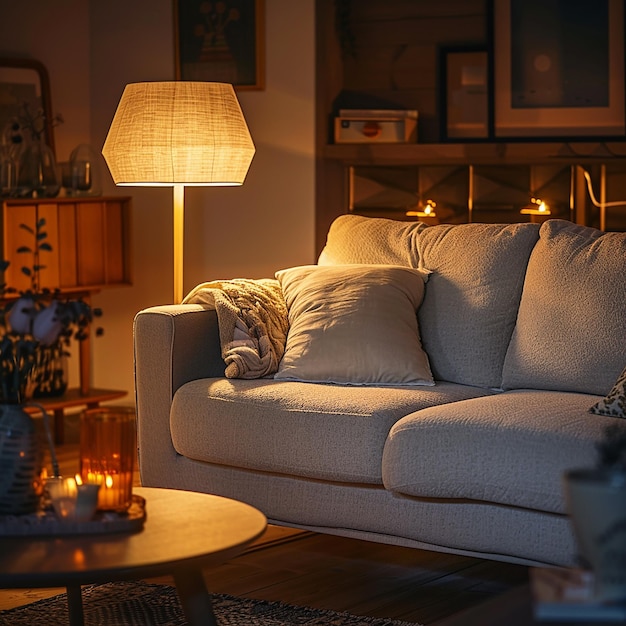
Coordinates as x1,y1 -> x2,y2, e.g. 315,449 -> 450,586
0,58 -> 55,154
492,0 -> 625,138
440,47 -> 489,141
174,0 -> 265,90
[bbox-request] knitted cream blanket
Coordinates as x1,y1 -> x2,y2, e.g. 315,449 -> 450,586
183,278 -> 288,379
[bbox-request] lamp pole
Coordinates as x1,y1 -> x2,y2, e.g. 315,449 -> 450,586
173,184 -> 185,304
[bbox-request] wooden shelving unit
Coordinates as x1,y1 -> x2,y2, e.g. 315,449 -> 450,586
1,195 -> 132,292
314,0 -> 626,251
2,195 -> 132,442
323,141 -> 626,166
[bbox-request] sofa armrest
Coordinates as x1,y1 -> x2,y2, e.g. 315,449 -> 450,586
133,304 -> 224,484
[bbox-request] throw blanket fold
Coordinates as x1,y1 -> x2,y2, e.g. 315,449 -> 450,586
183,279 -> 288,379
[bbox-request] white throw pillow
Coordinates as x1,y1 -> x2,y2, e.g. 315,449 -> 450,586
274,264 -> 434,386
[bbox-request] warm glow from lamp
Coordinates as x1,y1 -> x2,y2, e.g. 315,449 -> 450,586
102,81 -> 255,303
406,199 -> 437,218
520,197 -> 551,216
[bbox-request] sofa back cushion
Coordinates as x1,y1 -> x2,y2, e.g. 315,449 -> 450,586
502,220 -> 626,395
417,222 -> 540,388
318,214 -> 425,267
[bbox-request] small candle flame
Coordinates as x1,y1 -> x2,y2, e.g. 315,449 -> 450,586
520,197 -> 551,216
406,199 -> 437,218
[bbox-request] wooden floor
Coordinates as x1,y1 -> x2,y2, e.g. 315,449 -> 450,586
0,413 -> 530,623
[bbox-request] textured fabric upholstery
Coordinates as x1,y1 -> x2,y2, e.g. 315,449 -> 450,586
274,264 -> 433,386
502,220 -> 626,395
317,214 -> 425,267
170,378 -> 494,484
383,390 -> 607,514
146,452 -> 576,567
133,217 -> 618,569
416,222 -> 540,388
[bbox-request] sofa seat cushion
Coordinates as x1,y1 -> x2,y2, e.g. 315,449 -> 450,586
416,222 -> 540,388
502,220 -> 626,395
383,390 -> 610,514
170,378 -> 495,484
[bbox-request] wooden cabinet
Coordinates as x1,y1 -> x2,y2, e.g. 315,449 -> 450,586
1,196 -> 131,293
1,195 -> 132,443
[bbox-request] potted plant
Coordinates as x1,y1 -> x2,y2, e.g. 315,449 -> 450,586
0,216 -> 102,514
563,422 -> 626,603
3,216 -> 102,400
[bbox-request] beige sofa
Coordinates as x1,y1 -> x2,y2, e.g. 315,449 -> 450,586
133,217 -> 626,567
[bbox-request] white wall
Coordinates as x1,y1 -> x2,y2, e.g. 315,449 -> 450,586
0,0 -> 316,401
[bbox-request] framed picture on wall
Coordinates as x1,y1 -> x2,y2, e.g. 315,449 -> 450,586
0,58 -> 55,154
492,0 -> 626,138
174,0 -> 265,90
440,47 -> 490,140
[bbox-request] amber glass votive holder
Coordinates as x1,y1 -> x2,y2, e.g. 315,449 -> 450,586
79,407 -> 136,512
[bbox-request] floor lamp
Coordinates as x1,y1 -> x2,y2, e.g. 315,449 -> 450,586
102,82 -> 255,303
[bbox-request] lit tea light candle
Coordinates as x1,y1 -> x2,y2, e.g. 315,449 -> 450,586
46,477 -> 77,520
406,200 -> 438,218
81,471 -> 133,511
73,475 -> 101,521
520,197 -> 552,216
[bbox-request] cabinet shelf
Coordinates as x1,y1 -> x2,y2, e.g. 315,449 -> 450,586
1,195 -> 132,292
1,196 -> 133,443
323,141 -> 626,166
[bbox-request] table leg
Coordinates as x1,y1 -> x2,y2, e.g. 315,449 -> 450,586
66,584 -> 84,626
173,568 -> 217,626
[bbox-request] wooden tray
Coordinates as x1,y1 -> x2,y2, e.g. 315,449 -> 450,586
0,494 -> 146,537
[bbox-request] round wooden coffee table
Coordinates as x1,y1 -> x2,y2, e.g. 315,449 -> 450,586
0,487 -> 267,626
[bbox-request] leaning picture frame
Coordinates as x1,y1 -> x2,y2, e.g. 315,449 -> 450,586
0,58 -> 55,155
491,0 -> 626,139
440,46 -> 490,141
174,0 -> 265,90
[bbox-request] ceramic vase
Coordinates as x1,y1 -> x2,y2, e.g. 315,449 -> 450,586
563,468 -> 626,603
0,403 -> 43,514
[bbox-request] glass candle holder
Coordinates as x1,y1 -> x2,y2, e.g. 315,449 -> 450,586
79,407 -> 136,512
46,476 -> 100,522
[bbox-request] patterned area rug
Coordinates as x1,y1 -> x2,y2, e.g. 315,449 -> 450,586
0,581 -> 420,625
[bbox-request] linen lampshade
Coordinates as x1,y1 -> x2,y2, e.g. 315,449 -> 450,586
102,81 -> 255,302
102,81 -> 255,186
